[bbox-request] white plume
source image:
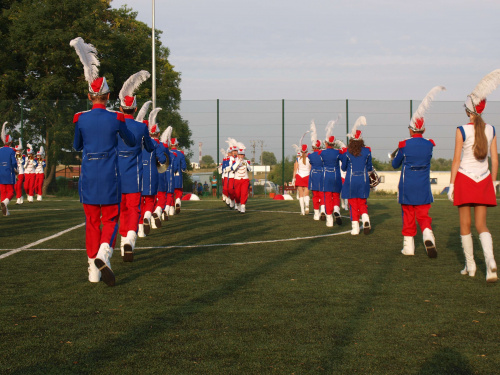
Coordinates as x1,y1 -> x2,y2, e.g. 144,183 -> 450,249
236,142 -> 245,150
348,116 -> 367,139
334,139 -> 346,149
220,148 -> 227,158
119,70 -> 151,102
299,130 -> 309,145
410,86 -> 446,126
325,114 -> 341,139
39,146 -> 45,156
69,37 -> 100,84
291,144 -> 300,154
470,69 -> 500,102
1,121 -> 7,143
148,107 -> 162,132
136,100 -> 152,122
160,126 -> 172,144
309,120 -> 317,145
27,143 -> 33,152
225,137 -> 238,148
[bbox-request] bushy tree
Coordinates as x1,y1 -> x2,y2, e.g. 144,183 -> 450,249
201,155 -> 215,166
261,151 -> 277,165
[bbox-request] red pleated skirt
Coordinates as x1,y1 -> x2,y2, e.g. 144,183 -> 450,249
454,172 -> 497,207
295,174 -> 309,187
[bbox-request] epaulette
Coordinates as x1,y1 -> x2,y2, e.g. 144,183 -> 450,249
428,139 -> 436,146
116,112 -> 125,122
398,140 -> 406,149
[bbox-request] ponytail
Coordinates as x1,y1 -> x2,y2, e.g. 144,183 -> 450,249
472,115 -> 488,160
301,153 -> 307,165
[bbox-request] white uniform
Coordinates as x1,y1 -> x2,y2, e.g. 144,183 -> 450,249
458,123 -> 495,182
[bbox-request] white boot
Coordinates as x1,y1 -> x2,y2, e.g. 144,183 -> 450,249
326,214 -> 334,227
94,243 -> 115,286
299,197 -> 305,215
320,205 -> 326,221
152,206 -> 162,229
169,206 -> 175,216
460,233 -> 476,277
313,209 -> 320,221
120,235 -> 127,257
361,213 -> 371,235
28,195 -> 33,202
343,199 -> 349,211
19,196 -> 23,204
479,232 -> 497,283
37,194 -> 42,201
143,211 -> 152,234
123,230 -> 137,262
240,204 -> 246,214
1,198 -> 10,216
401,236 -> 415,255
236,203 -> 241,211
137,223 -> 146,238
333,206 -> 342,225
230,200 -> 235,209
304,196 -> 310,215
16,198 -> 20,204
351,221 -> 360,235
88,257 -> 101,283
422,228 -> 437,258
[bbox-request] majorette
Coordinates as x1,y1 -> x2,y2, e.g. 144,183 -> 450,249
292,130 -> 311,216
307,120 -> 325,221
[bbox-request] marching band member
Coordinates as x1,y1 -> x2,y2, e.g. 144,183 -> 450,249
35,146 -> 46,201
341,116 -> 373,235
171,137 -> 186,214
231,143 -> 251,213
0,122 -> 17,216
321,117 -> 344,227
220,148 -> 228,203
164,136 -> 177,218
23,143 -> 36,202
117,73 -> 155,261
392,86 -> 444,258
70,37 -> 136,285
154,126 -> 173,223
307,121 -> 325,221
137,108 -> 167,237
292,131 -> 311,216
225,140 -> 238,209
449,69 -> 500,283
14,141 -> 25,204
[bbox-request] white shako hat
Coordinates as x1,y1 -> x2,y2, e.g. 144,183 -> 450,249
119,70 -> 151,109
70,37 -> 109,96
148,107 -> 162,135
347,116 -> 367,140
310,120 -> 322,149
325,115 -> 341,144
26,143 -> 33,155
37,146 -> 45,157
464,69 -> 500,115
236,142 -> 246,155
225,137 -> 237,154
160,126 -> 172,146
1,121 -> 11,144
170,137 -> 178,147
15,140 -> 23,152
409,86 -> 445,131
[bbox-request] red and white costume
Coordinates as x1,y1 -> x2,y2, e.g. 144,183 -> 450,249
23,145 -> 36,202
35,147 -> 46,201
295,154 -> 311,187
15,145 -> 25,204
232,148 -> 251,213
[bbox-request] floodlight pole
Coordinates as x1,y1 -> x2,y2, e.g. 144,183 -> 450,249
152,0 -> 156,110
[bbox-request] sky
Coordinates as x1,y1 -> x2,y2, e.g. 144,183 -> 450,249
110,0 -> 500,164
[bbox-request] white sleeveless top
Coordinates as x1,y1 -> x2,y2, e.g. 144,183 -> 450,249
296,156 -> 311,178
458,123 -> 495,182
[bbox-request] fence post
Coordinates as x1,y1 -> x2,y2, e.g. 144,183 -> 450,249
217,99 -> 220,198
345,99 -> 349,144
410,99 -> 413,119
282,99 -> 285,189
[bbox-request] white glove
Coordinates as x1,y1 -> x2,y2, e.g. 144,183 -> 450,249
447,184 -> 454,203
291,178 -> 296,186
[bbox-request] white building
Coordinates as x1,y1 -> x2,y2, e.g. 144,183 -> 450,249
376,171 -> 451,195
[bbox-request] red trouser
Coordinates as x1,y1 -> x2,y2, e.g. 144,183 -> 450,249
0,184 -> 15,202
24,173 -> 35,196
166,193 -> 174,208
312,191 -> 324,210
15,174 -> 24,198
401,204 -> 432,237
234,179 -> 249,205
119,192 -> 142,237
222,177 -> 227,197
35,173 -> 44,195
83,204 -> 120,258
227,178 -> 235,200
348,198 -> 368,221
139,195 -> 156,224
155,191 -> 167,211
174,188 -> 183,201
324,192 -> 341,215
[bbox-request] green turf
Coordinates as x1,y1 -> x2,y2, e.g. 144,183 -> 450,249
0,197 -> 499,374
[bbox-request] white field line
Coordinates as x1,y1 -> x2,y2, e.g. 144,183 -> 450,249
0,222 -> 85,260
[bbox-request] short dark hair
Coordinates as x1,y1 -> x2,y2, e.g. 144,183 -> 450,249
121,108 -> 135,115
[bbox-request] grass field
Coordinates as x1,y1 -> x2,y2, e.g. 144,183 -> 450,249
1,196 -> 499,374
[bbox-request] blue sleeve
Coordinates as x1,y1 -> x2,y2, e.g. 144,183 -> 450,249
73,123 -> 83,151
155,143 -> 167,164
392,148 -> 404,169
118,120 -> 136,147
458,126 -> 465,142
142,126 -> 156,152
493,125 -> 496,137
340,153 -> 347,172
181,154 -> 187,172
10,152 -> 17,171
366,151 -> 373,172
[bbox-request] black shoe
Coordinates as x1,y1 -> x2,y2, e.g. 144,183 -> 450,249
1,202 -> 6,216
320,212 -> 326,221
175,204 -> 180,214
363,222 -> 371,235
123,244 -> 134,262
153,213 -> 162,229
334,212 -> 342,225
143,217 -> 151,235
94,259 -> 115,286
425,241 -> 437,258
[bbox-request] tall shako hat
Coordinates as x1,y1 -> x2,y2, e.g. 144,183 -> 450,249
220,148 -> 227,159
70,37 -> 109,96
160,125 -> 172,146
464,69 -> 500,115
37,146 -> 45,157
1,121 -> 11,144
236,142 -> 246,155
119,70 -> 151,109
26,143 -> 33,155
225,137 -> 237,153
347,116 -> 367,140
409,86 -> 445,131
325,115 -> 341,144
136,100 -> 152,123
310,120 -> 322,149
170,137 -> 178,147
148,107 -> 162,135
15,140 -> 23,152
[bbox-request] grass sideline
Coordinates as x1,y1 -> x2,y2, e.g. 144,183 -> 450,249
0,197 -> 499,374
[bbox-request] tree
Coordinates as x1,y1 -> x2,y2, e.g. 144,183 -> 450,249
201,155 -> 215,166
0,1 -> 192,194
261,151 -> 277,166
268,157 -> 294,186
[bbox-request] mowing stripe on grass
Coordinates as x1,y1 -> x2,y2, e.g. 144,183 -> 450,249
0,222 -> 85,260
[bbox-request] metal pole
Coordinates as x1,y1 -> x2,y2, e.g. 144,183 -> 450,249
216,99 -> 220,198
20,97 -> 24,142
152,0 -> 156,110
281,99 -> 285,190
410,100 -> 413,119
346,99 -> 349,144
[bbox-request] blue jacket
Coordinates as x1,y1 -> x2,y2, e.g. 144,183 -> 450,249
141,139 -> 167,196
172,149 -> 186,189
392,134 -> 435,205
159,147 -> 176,192
117,115 -> 156,194
0,146 -> 17,184
341,147 -> 373,199
307,151 -> 324,191
320,147 -> 343,193
73,104 -> 136,204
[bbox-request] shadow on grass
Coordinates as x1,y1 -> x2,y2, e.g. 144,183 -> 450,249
416,347 -> 474,375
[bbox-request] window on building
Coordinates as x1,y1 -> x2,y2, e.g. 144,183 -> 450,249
430,178 -> 437,184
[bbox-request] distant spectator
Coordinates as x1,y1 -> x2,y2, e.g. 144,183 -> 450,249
211,175 -> 217,197
197,183 -> 203,196
203,181 -> 209,192
192,181 -> 197,194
